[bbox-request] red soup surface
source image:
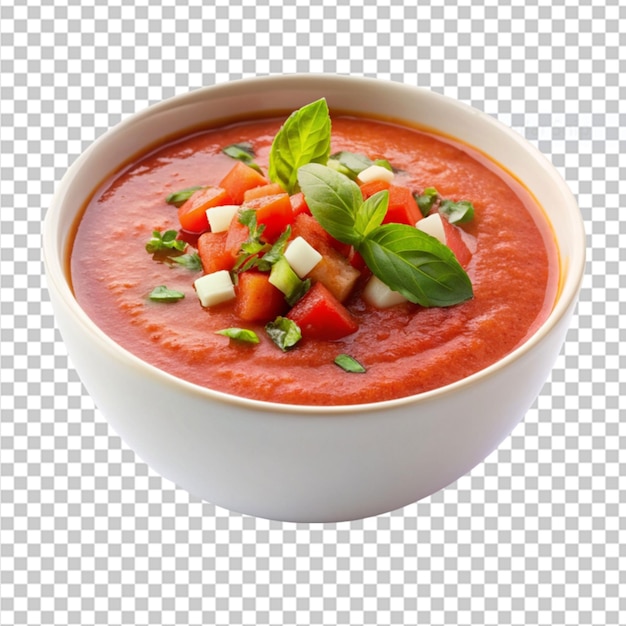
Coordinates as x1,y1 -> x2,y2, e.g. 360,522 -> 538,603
70,114 -> 559,405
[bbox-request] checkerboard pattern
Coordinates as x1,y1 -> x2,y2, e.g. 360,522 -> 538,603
1,0 -> 624,624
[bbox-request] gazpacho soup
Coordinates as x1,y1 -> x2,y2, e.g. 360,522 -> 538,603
70,99 -> 559,405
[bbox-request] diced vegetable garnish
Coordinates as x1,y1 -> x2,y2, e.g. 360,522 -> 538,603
268,257 -> 310,306
287,281 -> 359,340
243,182 -> 284,202
357,164 -> 395,184
178,186 -> 232,233
382,184 -> 422,226
289,192 -> 310,216
440,216 -> 473,268
283,236 -> 322,278
206,204 -> 240,233
219,161 -> 269,205
194,270 -> 236,307
243,192 -> 294,243
362,275 -> 408,308
235,271 -> 287,322
197,231 -> 234,274
416,212 -> 446,244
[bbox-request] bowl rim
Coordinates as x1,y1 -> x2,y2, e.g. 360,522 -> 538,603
42,73 -> 587,416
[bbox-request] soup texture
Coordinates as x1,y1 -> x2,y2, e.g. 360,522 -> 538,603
70,110 -> 558,405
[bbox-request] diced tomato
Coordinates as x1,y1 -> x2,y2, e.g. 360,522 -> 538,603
225,211 -> 249,259
243,182 -> 284,203
243,193 -> 294,243
235,271 -> 287,322
287,282 -> 358,341
218,161 -> 269,205
291,213 -> 350,258
177,186 -> 232,233
441,218 -> 473,268
347,247 -> 367,272
361,180 -> 421,226
289,192 -> 310,216
197,231 -> 234,274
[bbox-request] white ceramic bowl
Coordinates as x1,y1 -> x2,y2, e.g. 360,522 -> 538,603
43,75 -> 585,522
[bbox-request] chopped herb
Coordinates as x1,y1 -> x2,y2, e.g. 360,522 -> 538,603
328,151 -> 397,180
222,142 -> 263,174
145,229 -> 186,254
216,327 -> 260,344
165,186 -> 204,207
171,252 -> 202,271
265,316 -> 302,351
268,98 -> 331,194
298,163 -> 473,307
439,199 -> 475,224
414,187 -> 439,217
334,354 -> 366,373
148,285 -> 185,302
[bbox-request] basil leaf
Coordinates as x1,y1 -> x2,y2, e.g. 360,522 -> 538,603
265,316 -> 302,351
354,190 -> 388,239
439,199 -> 475,224
328,151 -> 374,180
414,187 -> 439,217
215,327 -> 260,344
146,230 -> 186,254
166,186 -> 203,207
222,142 -> 263,174
359,224 -> 473,307
297,163 -> 363,246
148,285 -> 185,302
334,354 -> 366,373
171,252 -> 202,271
269,98 -> 331,194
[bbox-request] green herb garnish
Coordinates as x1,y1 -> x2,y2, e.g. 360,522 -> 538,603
222,142 -> 263,174
334,354 -> 366,373
216,328 -> 260,344
165,186 -> 204,207
439,199 -> 475,224
145,230 -> 186,254
414,187 -> 439,217
171,252 -> 202,271
327,151 -> 395,180
265,316 -> 302,351
298,163 -> 473,307
148,285 -> 185,302
268,98 -> 332,194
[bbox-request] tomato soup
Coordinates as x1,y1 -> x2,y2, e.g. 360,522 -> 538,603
70,113 -> 558,405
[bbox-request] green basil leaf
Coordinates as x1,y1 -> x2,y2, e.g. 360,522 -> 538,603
215,327 -> 260,344
268,98 -> 331,194
327,151 -> 374,180
165,186 -> 204,207
334,354 -> 366,373
222,142 -> 263,173
439,199 -> 475,224
414,187 -> 439,217
265,316 -> 302,352
297,163 -> 363,246
359,224 -> 473,307
148,285 -> 185,302
171,252 -> 202,271
354,189 -> 388,239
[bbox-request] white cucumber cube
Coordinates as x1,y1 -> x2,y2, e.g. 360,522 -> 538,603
357,164 -> 395,184
416,212 -> 446,245
206,204 -> 240,233
194,270 -> 235,307
362,275 -> 408,308
284,236 -> 322,278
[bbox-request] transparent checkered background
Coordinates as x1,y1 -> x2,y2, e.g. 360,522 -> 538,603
1,0 -> 624,624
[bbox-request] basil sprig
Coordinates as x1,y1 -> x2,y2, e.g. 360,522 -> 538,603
268,98 -> 332,194
298,164 -> 473,307
222,142 -> 263,174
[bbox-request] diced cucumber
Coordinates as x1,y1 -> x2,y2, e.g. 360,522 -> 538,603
206,204 -> 240,233
194,270 -> 236,307
284,236 -> 322,278
362,275 -> 408,308
357,164 -> 395,184
269,257 -> 309,305
416,212 -> 446,245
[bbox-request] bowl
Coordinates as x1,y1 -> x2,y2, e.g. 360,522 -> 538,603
43,75 -> 585,522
